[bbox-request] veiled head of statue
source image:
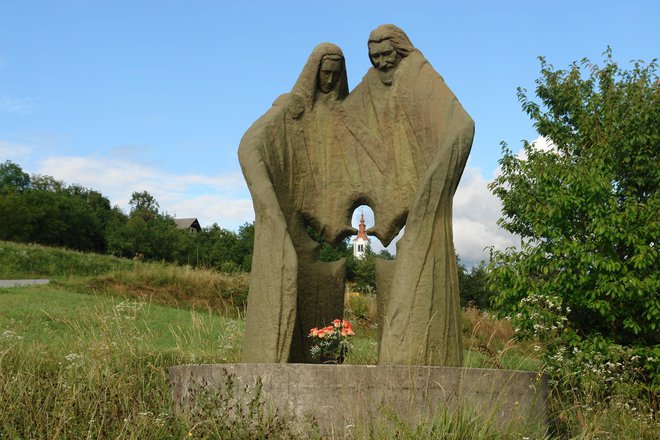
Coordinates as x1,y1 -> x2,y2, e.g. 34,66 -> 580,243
290,43 -> 349,114
318,55 -> 343,94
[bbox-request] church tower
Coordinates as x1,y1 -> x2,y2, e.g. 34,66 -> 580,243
352,212 -> 371,259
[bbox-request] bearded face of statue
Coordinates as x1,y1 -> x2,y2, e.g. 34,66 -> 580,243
368,39 -> 402,86
318,58 -> 343,94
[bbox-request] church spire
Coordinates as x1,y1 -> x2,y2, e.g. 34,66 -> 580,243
356,211 -> 368,240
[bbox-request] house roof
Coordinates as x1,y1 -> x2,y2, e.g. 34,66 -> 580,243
174,218 -> 201,231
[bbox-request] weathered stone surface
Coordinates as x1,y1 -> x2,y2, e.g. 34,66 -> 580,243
169,364 -> 548,436
239,25 -> 474,365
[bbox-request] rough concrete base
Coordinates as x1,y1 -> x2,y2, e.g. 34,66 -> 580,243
169,363 -> 547,436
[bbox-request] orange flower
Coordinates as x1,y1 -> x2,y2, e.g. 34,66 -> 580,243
309,327 -> 318,337
341,328 -> 348,337
326,325 -> 334,332
333,319 -> 341,328
342,320 -> 350,329
317,330 -> 326,338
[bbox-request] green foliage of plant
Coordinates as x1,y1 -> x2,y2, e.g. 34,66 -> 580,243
543,338 -> 659,438
354,404 -> 548,439
169,222 -> 255,272
347,294 -> 375,321
88,262 -> 249,315
347,247 -> 378,294
489,50 -> 659,347
107,213 -> 180,261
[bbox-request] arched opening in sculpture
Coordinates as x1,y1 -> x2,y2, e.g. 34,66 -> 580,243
349,204 -> 401,259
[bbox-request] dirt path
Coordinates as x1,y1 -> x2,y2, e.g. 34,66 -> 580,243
0,279 -> 50,287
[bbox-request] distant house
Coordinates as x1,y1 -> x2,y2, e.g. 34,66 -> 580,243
174,218 -> 202,233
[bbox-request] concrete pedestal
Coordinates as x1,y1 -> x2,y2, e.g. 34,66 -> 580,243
169,363 -> 547,436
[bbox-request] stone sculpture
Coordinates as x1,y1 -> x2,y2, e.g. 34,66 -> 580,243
239,26 -> 474,366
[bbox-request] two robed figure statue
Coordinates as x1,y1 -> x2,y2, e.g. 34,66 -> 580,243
238,25 -> 474,366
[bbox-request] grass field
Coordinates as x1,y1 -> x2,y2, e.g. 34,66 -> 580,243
0,241 -> 656,438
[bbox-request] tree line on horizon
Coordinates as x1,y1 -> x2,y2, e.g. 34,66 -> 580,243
0,161 -> 254,271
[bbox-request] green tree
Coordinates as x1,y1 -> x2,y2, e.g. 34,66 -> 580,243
235,222 -> 255,271
0,160 -> 30,192
346,245 -> 377,294
174,223 -> 252,272
30,174 -> 64,192
457,257 -> 491,309
129,190 -> 159,220
107,191 -> 181,260
0,167 -> 115,252
488,50 -> 659,347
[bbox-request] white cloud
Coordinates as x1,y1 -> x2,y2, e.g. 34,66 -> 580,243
0,96 -> 36,114
166,196 -> 254,229
452,164 -> 518,266
515,135 -> 556,161
0,140 -> 33,162
36,156 -> 252,230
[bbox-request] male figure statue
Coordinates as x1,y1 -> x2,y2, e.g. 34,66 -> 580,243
342,25 -> 474,366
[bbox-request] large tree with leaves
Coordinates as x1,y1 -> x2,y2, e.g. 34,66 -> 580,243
488,50 -> 659,348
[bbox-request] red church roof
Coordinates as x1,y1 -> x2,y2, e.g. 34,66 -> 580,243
356,212 -> 368,240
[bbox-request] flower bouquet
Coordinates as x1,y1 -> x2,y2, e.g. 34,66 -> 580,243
309,319 -> 355,364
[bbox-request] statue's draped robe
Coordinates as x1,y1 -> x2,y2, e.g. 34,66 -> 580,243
339,50 -> 474,366
239,44 -> 348,363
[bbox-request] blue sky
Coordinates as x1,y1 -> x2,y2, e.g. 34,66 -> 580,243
1,1 -> 658,265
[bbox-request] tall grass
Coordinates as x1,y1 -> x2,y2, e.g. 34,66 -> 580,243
2,241 -> 657,438
85,263 -> 249,315
0,240 -> 136,278
0,240 -> 250,315
0,285 -> 312,438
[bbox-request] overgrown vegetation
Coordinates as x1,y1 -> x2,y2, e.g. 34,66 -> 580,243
0,285 -> 313,438
488,50 -> 659,437
0,241 -> 657,437
0,240 -> 249,315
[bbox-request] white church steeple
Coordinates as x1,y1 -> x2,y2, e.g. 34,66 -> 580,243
352,211 -> 371,259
